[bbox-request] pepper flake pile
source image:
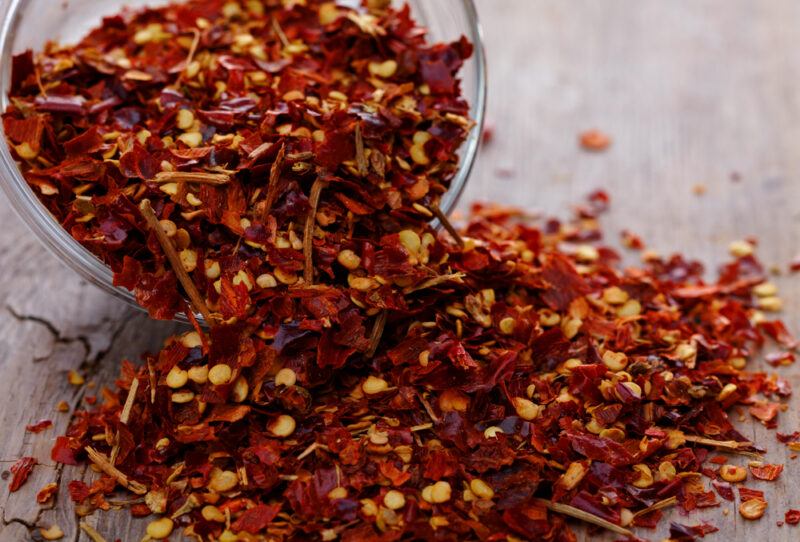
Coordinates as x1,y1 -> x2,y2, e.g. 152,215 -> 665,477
39,194 -> 798,542
3,1 -> 800,542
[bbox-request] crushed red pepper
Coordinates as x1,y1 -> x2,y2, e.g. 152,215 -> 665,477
35,194 -> 797,541
3,1 -> 798,541
2,0 -> 474,322
8,456 -> 36,492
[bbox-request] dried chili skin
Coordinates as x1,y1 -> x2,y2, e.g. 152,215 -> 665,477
8,456 -> 36,492
2,0 -> 473,323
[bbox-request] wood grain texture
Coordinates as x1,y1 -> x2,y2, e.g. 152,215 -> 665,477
2,0 -> 800,540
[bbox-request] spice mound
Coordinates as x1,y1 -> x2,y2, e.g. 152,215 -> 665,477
50,195 -> 795,541
2,0 -> 473,322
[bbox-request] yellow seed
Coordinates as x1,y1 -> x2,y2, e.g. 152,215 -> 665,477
270,414 -> 296,437
469,479 -> 494,500
208,364 -> 233,385
729,240 -> 754,258
409,144 -> 429,166
188,365 -> 209,384
231,376 -> 249,402
539,310 -> 560,327
349,275 -> 377,291
720,464 -> 747,483
185,60 -> 201,78
717,383 -> 738,401
483,426 -> 504,439
399,230 -> 421,254
602,351 -> 628,371
179,249 -> 197,273
758,296 -> 783,312
275,368 -> 297,387
632,464 -> 654,488
208,468 -> 239,492
499,317 -> 516,335
14,141 -> 38,160
171,390 -> 195,404
186,193 -> 202,207
562,317 -> 582,339
166,366 -> 189,388
40,525 -> 64,540
145,517 -> 174,540
617,299 -> 642,317
429,481 -> 452,503
319,2 -> 339,24
739,498 -> 767,520
620,381 -> 642,399
512,397 -> 540,421
384,490 -> 406,510
368,59 -> 398,78
753,282 -> 778,297
68,370 -> 84,386
274,268 -> 299,285
675,343 -> 697,361
602,286 -> 629,305
176,109 -> 195,130
232,270 -> 253,290
560,462 -> 588,490
251,273 -> 276,289
575,245 -> 599,262
337,249 -> 362,270
328,487 -> 348,500
362,376 -> 389,395
219,530 -> 239,542
205,260 -> 221,279
177,131 -> 203,148
658,461 -> 677,481
360,498 -> 378,516
180,331 -> 202,348
160,182 -> 179,196
729,356 -> 746,370
201,505 -> 226,522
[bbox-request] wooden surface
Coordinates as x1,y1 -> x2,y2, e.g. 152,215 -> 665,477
3,0 -> 800,540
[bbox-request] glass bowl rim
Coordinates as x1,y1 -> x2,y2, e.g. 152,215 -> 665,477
0,0 -> 487,317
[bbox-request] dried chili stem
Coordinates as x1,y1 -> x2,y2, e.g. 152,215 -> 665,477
110,377 -> 139,465
683,435 -> 756,453
417,392 -> 440,424
139,199 -> 213,324
272,17 -> 290,48
85,446 -> 147,495
366,310 -> 387,358
303,178 -> 327,284
355,123 -> 368,177
79,522 -> 108,542
430,204 -> 464,248
262,143 -> 286,222
152,171 -> 230,185
410,422 -> 433,432
297,442 -> 319,460
632,496 -> 678,519
404,272 -> 465,294
533,499 -> 633,537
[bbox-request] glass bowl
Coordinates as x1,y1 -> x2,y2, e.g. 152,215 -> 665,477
0,0 -> 486,312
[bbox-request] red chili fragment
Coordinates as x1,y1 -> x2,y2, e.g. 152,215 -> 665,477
579,129 -> 612,151
786,509 -> 800,525
8,457 -> 36,492
25,419 -> 53,433
749,463 -> 784,481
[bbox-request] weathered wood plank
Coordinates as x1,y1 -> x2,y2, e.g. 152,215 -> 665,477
3,0 -> 800,540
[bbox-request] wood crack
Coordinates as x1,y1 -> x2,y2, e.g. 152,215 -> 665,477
5,305 -> 92,363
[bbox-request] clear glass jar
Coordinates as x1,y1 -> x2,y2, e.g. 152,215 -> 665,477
0,0 -> 486,312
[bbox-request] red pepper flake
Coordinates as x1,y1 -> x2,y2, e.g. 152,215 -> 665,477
8,457 -> 36,492
786,510 -> 800,525
25,419 -> 53,433
749,463 -> 784,481
579,129 -> 612,151
36,482 -> 58,504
